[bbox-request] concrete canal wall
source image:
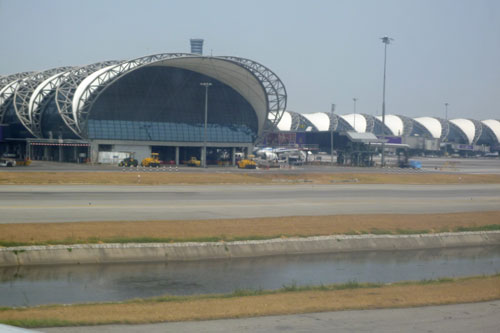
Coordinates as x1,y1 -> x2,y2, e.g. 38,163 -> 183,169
1,231 -> 499,267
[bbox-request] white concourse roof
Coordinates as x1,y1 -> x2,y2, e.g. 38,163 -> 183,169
302,112 -> 330,131
275,111 -> 292,131
414,117 -> 442,139
377,114 -> 404,136
482,119 -> 500,143
340,113 -> 367,132
450,118 -> 476,144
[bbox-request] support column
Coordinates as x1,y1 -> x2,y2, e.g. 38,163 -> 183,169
90,142 -> 99,164
26,141 -> 31,160
201,147 -> 206,167
175,146 -> 180,166
43,146 -> 49,161
231,147 -> 236,166
58,145 -> 63,162
73,146 -> 78,163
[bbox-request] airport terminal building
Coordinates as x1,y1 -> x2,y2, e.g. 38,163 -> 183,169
271,111 -> 500,155
0,53 -> 287,164
1,45 -> 499,165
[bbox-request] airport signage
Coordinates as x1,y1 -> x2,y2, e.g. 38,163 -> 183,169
377,136 -> 402,144
456,144 -> 474,151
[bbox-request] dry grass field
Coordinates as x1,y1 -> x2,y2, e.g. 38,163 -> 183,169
1,211 -> 499,246
1,275 -> 499,327
1,171 -> 500,185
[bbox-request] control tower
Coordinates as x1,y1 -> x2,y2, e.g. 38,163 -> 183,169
190,39 -> 204,55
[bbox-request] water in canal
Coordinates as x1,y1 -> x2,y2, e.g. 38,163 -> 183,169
1,246 -> 499,307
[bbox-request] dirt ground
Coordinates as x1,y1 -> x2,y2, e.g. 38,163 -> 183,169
1,211 -> 498,245
1,275 -> 498,327
1,171 -> 500,185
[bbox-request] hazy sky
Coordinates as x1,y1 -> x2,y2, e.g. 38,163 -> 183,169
1,0 -> 499,120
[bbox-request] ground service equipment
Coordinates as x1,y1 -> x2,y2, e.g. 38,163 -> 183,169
118,156 -> 139,167
237,158 -> 257,169
141,153 -> 161,167
187,157 -> 201,167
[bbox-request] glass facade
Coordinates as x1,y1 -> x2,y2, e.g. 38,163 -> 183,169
41,95 -> 79,139
2,97 -> 34,139
88,120 -> 254,142
86,66 -> 258,143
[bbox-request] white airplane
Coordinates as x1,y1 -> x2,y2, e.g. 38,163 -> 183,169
254,147 -> 307,161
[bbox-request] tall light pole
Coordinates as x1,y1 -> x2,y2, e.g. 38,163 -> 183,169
352,98 -> 358,131
200,82 -> 212,168
380,35 -> 393,167
444,103 -> 449,120
330,103 -> 335,166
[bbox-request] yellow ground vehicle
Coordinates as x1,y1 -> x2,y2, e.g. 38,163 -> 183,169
237,158 -> 257,169
141,153 -> 161,167
15,159 -> 32,166
187,157 -> 201,167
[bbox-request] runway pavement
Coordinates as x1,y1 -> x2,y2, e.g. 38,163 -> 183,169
41,300 -> 500,333
1,184 -> 499,223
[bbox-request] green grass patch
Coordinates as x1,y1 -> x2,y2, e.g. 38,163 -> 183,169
395,277 -> 456,286
0,319 -> 77,328
395,229 -> 430,235
1,224 -> 499,248
369,228 -> 393,235
454,224 -> 500,232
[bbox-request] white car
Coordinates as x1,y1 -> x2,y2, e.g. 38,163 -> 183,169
0,157 -> 16,167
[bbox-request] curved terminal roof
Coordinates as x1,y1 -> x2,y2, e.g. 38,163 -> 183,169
63,54 -> 286,139
482,119 -> 500,144
275,111 -> 293,131
267,111 -> 499,148
301,112 -> 330,131
377,115 -> 404,136
414,117 -> 442,139
340,113 -> 367,133
449,118 -> 476,144
1,54 -> 287,141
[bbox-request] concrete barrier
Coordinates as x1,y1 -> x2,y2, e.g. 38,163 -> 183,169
1,231 -> 499,267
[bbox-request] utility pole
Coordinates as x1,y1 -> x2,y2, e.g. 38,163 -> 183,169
353,98 -> 358,131
200,82 -> 212,168
330,103 -> 335,166
380,36 -> 393,167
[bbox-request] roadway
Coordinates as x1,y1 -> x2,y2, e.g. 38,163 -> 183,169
1,184 -> 499,223
41,301 -> 500,333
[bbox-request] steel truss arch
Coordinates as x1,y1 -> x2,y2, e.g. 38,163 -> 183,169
437,118 -> 450,141
0,72 -> 34,124
73,53 -> 193,137
397,115 -> 415,136
289,111 -> 317,131
55,61 -> 121,138
13,67 -> 74,137
470,119 -> 483,144
329,113 -> 339,131
1,72 -> 34,90
29,71 -> 74,137
361,114 -> 376,133
219,56 -> 287,134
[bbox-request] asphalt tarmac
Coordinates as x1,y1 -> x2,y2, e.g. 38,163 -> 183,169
2,156 -> 499,174
41,301 -> 500,333
1,184 -> 499,223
